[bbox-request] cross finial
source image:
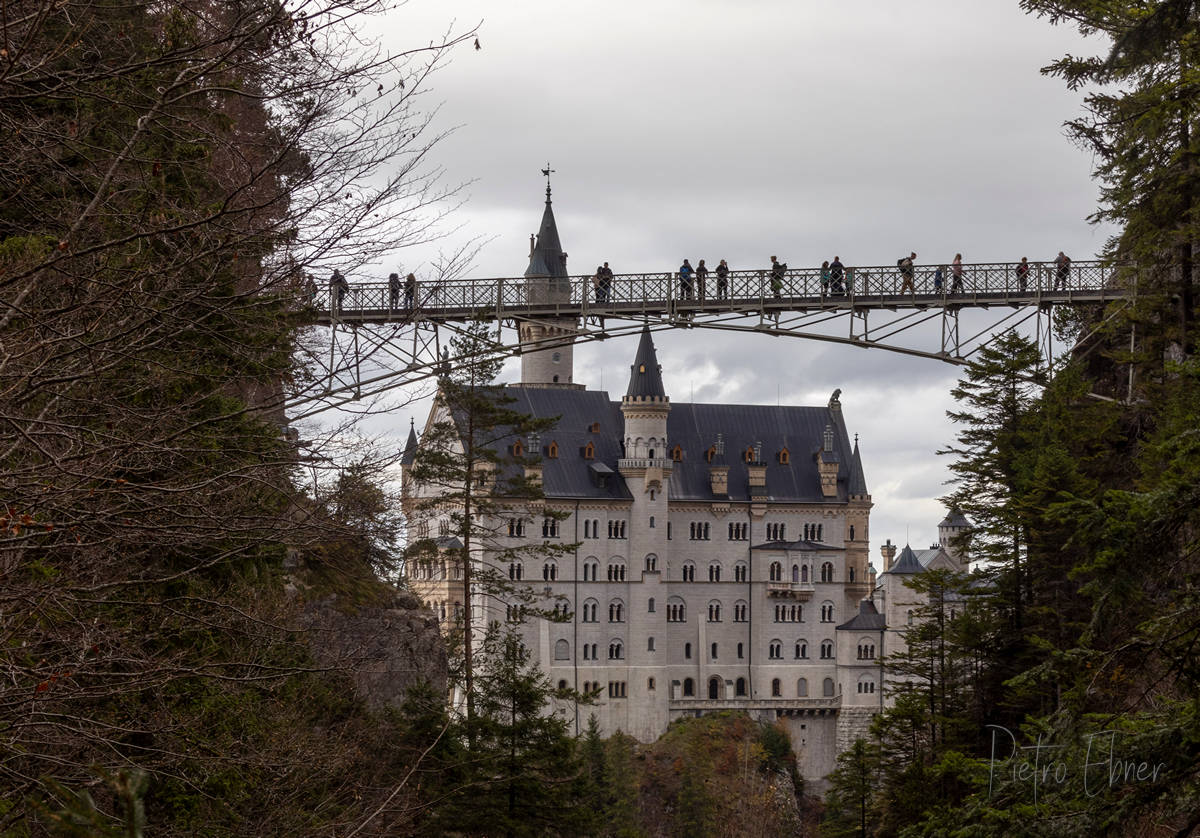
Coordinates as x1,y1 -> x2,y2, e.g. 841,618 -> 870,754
541,163 -> 555,200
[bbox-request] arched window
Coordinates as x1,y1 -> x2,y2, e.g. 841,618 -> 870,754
647,636 -> 655,651
801,564 -> 809,583
711,642 -> 718,660
821,601 -> 835,622
682,562 -> 696,582
557,679 -> 568,690
583,441 -> 595,460
821,562 -> 834,583
769,561 -> 782,582
707,600 -> 722,622
512,439 -> 524,457
647,597 -> 656,613
649,515 -> 655,528
771,678 -> 782,697
672,445 -> 683,462
795,641 -> 807,659
554,639 -> 569,660
684,642 -> 692,659
735,561 -> 748,582
849,566 -> 856,582
708,676 -> 721,699
849,524 -> 855,541
907,609 -> 915,625
744,446 -> 756,463
608,599 -> 624,623
792,564 -> 799,583
857,677 -> 876,694
823,678 -> 835,697
857,641 -> 876,660
769,640 -> 782,659
582,599 -> 598,623
798,678 -> 809,697
683,678 -> 695,697
734,600 -> 748,622
508,562 -> 523,580
736,677 -> 747,697
737,642 -> 744,659
547,440 -> 558,458
645,553 -> 658,572
667,597 -> 686,622
820,640 -> 834,659
543,561 -> 558,581
608,640 -> 623,660
706,446 -> 716,463
708,562 -> 722,582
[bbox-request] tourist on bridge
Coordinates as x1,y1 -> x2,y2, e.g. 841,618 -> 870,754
898,253 -> 916,294
769,256 -> 786,299
716,259 -> 730,298
830,256 -> 845,294
404,272 -> 416,308
389,272 -> 401,309
951,253 -> 964,294
679,259 -> 695,299
820,261 -> 831,294
1054,251 -> 1071,289
1016,257 -> 1030,292
695,259 -> 709,300
599,262 -> 613,302
304,276 -> 318,306
330,268 -> 349,312
934,265 -> 945,293
592,267 -> 604,303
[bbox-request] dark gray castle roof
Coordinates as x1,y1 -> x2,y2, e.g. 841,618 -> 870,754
484,387 -> 862,503
837,599 -> 886,631
401,419 -> 419,466
848,440 -> 867,496
886,544 -> 925,574
940,509 -> 970,529
626,326 -> 666,399
750,539 -> 843,551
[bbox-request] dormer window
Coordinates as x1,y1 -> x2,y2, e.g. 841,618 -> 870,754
671,445 -> 683,462
583,441 -> 595,460
778,447 -> 790,464
512,439 -> 524,457
744,446 -> 755,463
706,446 -> 716,463
638,364 -> 646,373
589,422 -> 601,433
547,441 -> 559,459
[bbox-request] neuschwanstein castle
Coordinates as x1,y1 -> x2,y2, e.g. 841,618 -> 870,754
402,188 -> 970,785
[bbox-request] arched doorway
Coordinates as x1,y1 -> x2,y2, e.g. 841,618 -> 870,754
708,676 -> 722,700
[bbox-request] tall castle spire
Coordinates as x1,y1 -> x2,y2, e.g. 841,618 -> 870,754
626,325 -> 666,398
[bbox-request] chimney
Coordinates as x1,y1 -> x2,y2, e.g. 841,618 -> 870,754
880,538 -> 897,572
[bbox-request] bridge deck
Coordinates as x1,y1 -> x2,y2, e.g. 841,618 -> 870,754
312,260 -> 1129,326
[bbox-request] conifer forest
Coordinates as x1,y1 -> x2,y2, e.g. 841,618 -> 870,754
2,1 -> 1200,836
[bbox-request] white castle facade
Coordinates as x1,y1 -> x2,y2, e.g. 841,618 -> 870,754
402,188 -> 969,785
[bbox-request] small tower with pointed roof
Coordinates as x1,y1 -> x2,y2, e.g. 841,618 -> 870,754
844,435 -> 873,598
619,326 -> 671,576
937,509 -> 971,570
518,178 -> 580,388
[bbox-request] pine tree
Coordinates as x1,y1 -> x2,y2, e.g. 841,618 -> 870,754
821,738 -> 880,838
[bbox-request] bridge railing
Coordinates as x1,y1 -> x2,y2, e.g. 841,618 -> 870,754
310,259 -> 1128,316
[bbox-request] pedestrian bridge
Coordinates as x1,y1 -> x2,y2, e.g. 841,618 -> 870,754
292,259 -> 1134,418
312,259 -> 1127,326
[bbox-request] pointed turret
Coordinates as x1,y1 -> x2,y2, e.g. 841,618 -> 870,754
524,183 -> 568,279
401,419 -> 418,465
848,438 -> 868,498
886,544 -> 924,575
626,326 -> 666,398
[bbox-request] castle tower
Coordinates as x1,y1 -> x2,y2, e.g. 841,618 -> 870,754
937,509 -> 972,570
518,181 -> 579,387
844,436 -> 873,599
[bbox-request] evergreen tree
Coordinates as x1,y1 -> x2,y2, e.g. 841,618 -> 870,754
821,738 -> 880,838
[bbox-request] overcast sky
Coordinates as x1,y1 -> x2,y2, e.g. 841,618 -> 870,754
352,1 -> 1115,556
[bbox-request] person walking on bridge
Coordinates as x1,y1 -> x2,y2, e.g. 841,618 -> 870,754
1054,251 -> 1071,290
951,253 -> 964,294
599,262 -> 613,302
1015,257 -> 1030,292
404,272 -> 416,308
830,256 -> 845,294
330,269 -> 349,313
898,253 -> 916,295
679,259 -> 695,300
695,259 -> 709,300
769,256 -> 786,299
716,259 -> 729,298
388,272 -> 401,310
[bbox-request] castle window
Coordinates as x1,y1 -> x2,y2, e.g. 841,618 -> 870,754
737,642 -> 744,659
508,562 -> 523,581
735,562 -> 748,582
792,564 -> 799,583
797,678 -> 808,697
736,677 -> 747,697
771,678 -> 782,697
707,600 -> 722,622
554,639 -> 569,660
648,597 -> 655,612
542,561 -> 558,581
542,517 -> 559,538
512,439 -> 524,457
648,636 -> 655,651
820,640 -> 833,659
795,641 -> 808,659
821,601 -> 835,622
590,422 -> 601,433
607,681 -> 627,698
682,562 -> 696,582
608,599 -> 624,622
744,446 -> 755,463
769,561 -> 782,582
645,554 -> 658,572
706,446 -> 716,463
583,559 -> 598,581
857,642 -> 876,660
849,524 -> 855,541
546,441 -> 559,458
907,609 -> 914,626
507,519 -> 524,538
672,445 -> 683,462
711,642 -> 718,660
583,441 -> 595,460
708,562 -> 721,582
608,640 -> 624,660
582,599 -> 598,622
769,640 -> 782,659
685,642 -> 692,659
823,678 -> 835,697
648,677 -> 656,690
821,562 -> 834,583
778,447 -> 790,464
558,679 -> 568,690
607,563 -> 626,582
857,678 -> 876,695
734,600 -> 748,622
849,567 -> 856,582
649,516 -> 655,528
666,597 -> 686,622
683,678 -> 695,697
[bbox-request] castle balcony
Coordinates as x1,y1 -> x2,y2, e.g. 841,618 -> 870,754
766,581 -> 814,600
844,581 -> 872,600
670,696 -> 840,716
617,457 -> 674,471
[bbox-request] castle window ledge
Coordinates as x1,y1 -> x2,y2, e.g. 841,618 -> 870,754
618,458 -> 674,470
766,581 -> 814,600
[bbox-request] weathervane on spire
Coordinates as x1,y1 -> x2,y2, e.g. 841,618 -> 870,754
541,163 -> 555,200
